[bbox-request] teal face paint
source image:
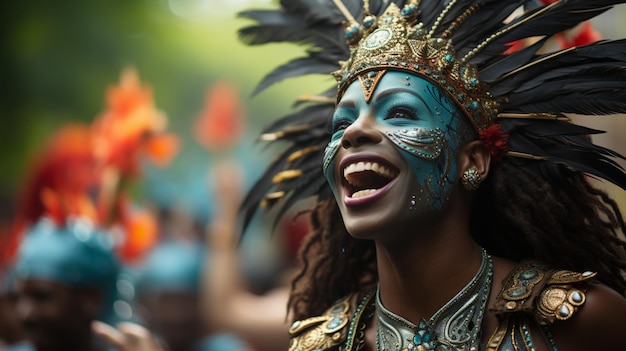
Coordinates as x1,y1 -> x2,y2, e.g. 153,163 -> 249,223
324,71 -> 471,213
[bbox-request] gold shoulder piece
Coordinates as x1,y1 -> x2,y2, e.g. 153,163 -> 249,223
492,260 -> 550,315
535,270 -> 596,325
491,260 -> 596,326
288,293 -> 358,351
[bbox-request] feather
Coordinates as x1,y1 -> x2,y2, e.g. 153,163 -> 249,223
281,0 -> 344,23
511,91 -> 626,116
508,77 -> 626,106
252,57 -> 342,96
470,0 -> 625,62
450,0 -> 528,48
238,11 -> 346,50
489,40 -> 626,96
260,103 -> 333,136
419,0 -> 448,27
479,37 -> 548,83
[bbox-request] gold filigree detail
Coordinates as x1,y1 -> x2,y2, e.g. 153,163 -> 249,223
288,295 -> 355,351
536,286 -> 587,325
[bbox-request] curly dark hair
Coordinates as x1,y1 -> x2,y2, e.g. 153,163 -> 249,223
287,159 -> 626,321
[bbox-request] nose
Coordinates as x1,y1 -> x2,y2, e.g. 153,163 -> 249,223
341,115 -> 382,149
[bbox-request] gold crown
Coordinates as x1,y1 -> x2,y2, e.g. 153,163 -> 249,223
332,2 -> 498,132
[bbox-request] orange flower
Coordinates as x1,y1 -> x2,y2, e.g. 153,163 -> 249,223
93,68 -> 178,176
115,199 -> 158,264
194,80 -> 245,152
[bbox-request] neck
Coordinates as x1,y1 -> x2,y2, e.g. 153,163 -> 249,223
374,209 -> 482,324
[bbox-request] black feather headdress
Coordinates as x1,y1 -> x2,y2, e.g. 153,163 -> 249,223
238,0 -> 626,231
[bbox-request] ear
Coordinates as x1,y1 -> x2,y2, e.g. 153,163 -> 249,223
457,140 -> 491,181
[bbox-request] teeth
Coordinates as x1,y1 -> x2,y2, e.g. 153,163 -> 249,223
343,161 -> 396,184
351,189 -> 376,198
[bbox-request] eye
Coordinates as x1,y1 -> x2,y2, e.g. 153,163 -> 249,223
332,115 -> 353,133
384,105 -> 418,121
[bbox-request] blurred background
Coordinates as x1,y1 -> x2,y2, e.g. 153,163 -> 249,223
1,2 -> 626,350
1,0 -> 329,199
2,3 -> 326,350
0,0 -> 331,277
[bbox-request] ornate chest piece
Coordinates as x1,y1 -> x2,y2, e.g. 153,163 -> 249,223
376,249 -> 493,351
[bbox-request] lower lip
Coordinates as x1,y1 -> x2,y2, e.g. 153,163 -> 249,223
343,179 -> 396,207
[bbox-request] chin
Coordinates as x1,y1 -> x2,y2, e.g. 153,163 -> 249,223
339,205 -> 404,240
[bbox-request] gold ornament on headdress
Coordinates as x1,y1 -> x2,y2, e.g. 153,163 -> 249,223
331,0 -> 499,132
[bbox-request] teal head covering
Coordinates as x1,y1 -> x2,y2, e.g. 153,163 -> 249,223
14,217 -> 123,324
136,240 -> 206,296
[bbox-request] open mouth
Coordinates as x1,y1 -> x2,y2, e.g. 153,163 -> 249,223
343,161 -> 399,199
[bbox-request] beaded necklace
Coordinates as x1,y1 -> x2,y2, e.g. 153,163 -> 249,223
376,249 -> 493,351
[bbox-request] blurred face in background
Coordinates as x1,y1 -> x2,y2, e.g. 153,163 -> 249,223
15,278 -> 97,351
0,288 -> 24,345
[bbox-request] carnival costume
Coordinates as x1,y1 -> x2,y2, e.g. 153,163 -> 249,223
238,0 -> 626,350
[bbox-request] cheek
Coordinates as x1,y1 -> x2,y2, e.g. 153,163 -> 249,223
324,158 -> 342,203
323,138 -> 342,195
397,138 -> 457,210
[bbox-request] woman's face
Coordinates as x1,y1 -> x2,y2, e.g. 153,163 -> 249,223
324,71 -> 472,239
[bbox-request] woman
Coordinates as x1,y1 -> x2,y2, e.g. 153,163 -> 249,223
238,0 -> 626,349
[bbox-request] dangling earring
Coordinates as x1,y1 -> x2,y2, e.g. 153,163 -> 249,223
462,168 -> 481,191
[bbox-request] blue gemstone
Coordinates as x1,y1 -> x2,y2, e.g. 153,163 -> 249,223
457,93 -> 465,101
327,317 -> 343,329
509,286 -> 527,297
445,54 -> 454,62
414,335 -> 422,344
470,77 -> 479,86
521,269 -> 538,280
401,5 -> 417,16
471,101 -> 479,110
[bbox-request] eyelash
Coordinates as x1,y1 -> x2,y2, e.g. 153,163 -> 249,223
384,104 -> 418,121
332,115 -> 353,132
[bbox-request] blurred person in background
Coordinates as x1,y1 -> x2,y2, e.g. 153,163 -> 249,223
0,268 -> 33,351
202,159 -> 298,351
135,239 -> 254,351
13,217 -> 130,351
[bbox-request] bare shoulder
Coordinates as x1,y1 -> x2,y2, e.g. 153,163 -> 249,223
550,282 -> 626,350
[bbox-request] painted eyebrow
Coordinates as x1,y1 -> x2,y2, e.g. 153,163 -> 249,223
336,99 -> 356,109
336,87 -> 436,115
373,87 -> 434,116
